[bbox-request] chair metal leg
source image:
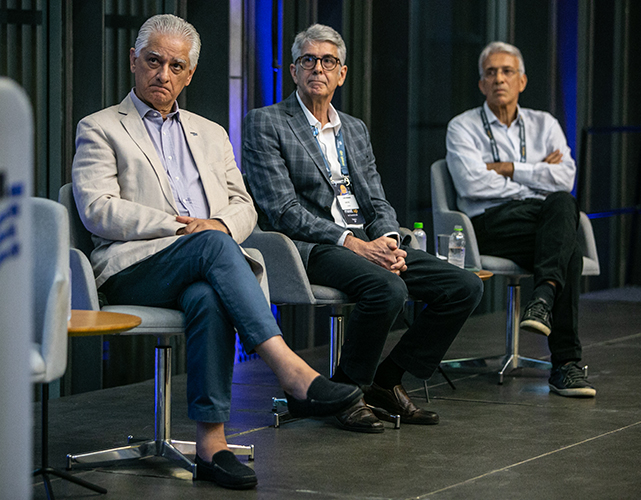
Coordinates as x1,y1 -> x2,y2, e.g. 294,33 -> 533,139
329,313 -> 345,378
442,280 -> 551,383
68,341 -> 253,479
35,384 -> 107,498
498,282 -> 552,383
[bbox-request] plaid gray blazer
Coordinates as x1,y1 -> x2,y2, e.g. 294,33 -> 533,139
242,92 -> 400,267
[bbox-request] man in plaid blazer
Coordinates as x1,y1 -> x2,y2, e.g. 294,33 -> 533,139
243,24 -> 483,433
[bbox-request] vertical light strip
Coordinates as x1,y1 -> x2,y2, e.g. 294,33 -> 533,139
229,0 -> 243,164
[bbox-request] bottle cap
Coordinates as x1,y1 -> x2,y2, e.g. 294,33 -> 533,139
454,225 -> 463,231
414,222 -> 423,229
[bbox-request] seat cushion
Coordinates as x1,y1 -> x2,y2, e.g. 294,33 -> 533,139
102,305 -> 185,335
310,285 -> 352,305
480,255 -> 531,276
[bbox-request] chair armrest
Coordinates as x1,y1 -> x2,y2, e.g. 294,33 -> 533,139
432,210 -> 482,269
578,211 -> 600,276
69,248 -> 100,310
399,227 -> 419,249
242,229 -> 317,305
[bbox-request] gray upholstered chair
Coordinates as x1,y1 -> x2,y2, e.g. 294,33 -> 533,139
58,183 -> 254,478
30,197 -> 107,498
430,159 -> 600,383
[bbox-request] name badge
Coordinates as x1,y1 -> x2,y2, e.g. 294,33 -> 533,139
333,181 -> 366,226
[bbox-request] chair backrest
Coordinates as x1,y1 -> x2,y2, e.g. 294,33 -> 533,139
430,159 -> 459,214
58,183 -> 94,259
430,159 -> 483,269
31,197 -> 70,383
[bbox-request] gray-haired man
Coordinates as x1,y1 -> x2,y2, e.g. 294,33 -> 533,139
72,14 -> 362,490
446,41 -> 596,397
244,24 -> 483,434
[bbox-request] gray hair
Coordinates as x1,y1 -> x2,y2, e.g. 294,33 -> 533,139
134,14 -> 201,70
478,41 -> 525,77
291,24 -> 346,66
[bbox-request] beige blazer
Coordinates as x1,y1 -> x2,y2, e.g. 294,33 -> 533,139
72,94 -> 260,289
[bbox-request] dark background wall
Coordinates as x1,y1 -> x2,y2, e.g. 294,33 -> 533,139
2,0 -> 639,395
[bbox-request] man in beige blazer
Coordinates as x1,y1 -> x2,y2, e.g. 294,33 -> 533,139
72,14 -> 360,490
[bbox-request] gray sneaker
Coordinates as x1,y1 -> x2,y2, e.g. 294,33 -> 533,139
549,362 -> 596,397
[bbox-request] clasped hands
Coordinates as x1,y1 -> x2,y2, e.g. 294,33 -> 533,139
176,216 -> 230,235
344,234 -> 407,275
486,149 -> 563,178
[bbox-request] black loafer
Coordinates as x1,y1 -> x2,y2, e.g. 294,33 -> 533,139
285,375 -> 363,418
195,450 -> 257,490
334,397 -> 385,433
363,383 -> 439,425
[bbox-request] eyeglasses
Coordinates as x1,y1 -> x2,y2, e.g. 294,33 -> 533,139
296,54 -> 341,71
483,67 -> 519,80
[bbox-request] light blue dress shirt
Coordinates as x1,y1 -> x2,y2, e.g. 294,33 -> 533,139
446,101 -> 576,218
130,89 -> 210,219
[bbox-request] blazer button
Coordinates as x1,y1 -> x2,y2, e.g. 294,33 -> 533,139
323,206 -> 331,212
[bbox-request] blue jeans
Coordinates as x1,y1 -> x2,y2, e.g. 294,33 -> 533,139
100,231 -> 281,423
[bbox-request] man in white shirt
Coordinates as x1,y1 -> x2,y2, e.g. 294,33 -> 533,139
446,41 -> 595,397
244,24 -> 483,433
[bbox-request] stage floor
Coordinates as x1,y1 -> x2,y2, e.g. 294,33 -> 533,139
33,290 -> 641,499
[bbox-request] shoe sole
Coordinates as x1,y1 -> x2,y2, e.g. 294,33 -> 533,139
549,384 -> 596,397
520,319 -> 551,336
369,405 -> 439,425
333,417 -> 385,433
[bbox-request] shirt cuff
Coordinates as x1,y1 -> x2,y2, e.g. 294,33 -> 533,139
338,230 -> 352,246
512,162 -> 534,185
383,231 -> 401,245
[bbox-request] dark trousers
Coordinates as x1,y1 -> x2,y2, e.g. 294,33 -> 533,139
471,191 -> 583,365
307,244 -> 483,385
100,231 -> 281,423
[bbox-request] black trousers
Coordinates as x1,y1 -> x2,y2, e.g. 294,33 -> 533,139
306,243 -> 483,386
471,191 -> 583,365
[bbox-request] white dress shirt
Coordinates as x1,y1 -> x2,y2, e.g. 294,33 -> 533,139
295,91 -> 363,245
445,101 -> 576,218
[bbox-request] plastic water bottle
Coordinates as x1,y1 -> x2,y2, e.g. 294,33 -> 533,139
448,225 -> 466,268
413,222 -> 427,251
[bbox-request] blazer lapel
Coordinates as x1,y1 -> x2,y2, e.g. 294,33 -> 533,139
284,93 -> 333,185
118,96 -> 178,213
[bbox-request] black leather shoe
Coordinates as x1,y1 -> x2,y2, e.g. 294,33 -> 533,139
285,375 -> 362,418
363,383 -> 439,425
195,450 -> 257,489
334,397 -> 385,433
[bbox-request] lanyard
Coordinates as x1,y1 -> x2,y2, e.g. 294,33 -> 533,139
480,108 -> 526,163
311,125 -> 350,183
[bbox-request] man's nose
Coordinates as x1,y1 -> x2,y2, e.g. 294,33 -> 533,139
156,64 -> 170,81
312,58 -> 324,73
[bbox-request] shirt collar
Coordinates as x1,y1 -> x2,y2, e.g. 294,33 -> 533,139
483,101 -> 522,127
295,90 -> 341,134
130,88 -> 180,120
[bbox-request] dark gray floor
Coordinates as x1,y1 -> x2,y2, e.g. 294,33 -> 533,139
33,292 -> 641,499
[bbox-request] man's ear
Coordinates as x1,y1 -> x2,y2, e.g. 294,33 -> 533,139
129,48 -> 137,73
518,73 -> 528,93
289,63 -> 299,86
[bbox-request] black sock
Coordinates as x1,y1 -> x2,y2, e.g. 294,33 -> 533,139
533,282 -> 556,307
373,357 -> 406,390
330,365 -> 356,386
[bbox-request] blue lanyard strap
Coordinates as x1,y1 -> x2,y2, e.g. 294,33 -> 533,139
311,125 -> 350,181
480,108 -> 526,163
